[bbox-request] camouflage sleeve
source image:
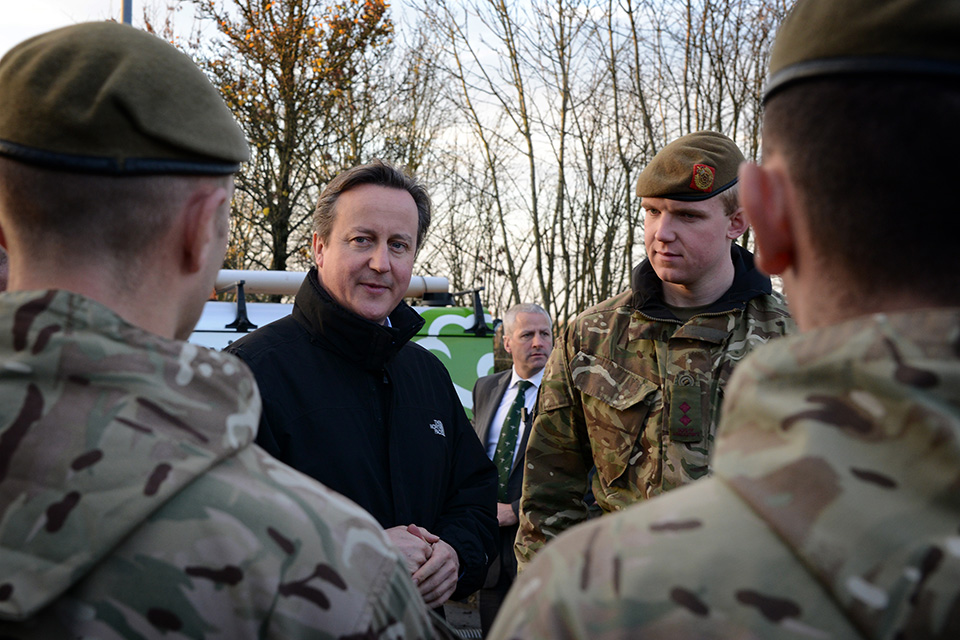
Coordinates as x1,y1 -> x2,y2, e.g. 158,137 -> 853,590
515,321 -> 593,572
754,290 -> 796,339
265,546 -> 452,639
8,445 -> 456,639
238,447 -> 456,639
491,478 -> 867,639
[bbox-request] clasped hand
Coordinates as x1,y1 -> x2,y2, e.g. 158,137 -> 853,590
385,524 -> 459,608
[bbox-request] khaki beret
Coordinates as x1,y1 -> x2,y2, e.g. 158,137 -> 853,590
0,22 -> 249,175
766,0 -> 960,102
636,131 -> 744,201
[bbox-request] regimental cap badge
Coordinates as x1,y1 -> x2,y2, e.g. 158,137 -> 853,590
690,164 -> 716,192
636,130 -> 743,201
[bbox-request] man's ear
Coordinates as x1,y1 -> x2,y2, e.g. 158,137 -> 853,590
182,186 -> 229,274
725,205 -> 749,241
739,161 -> 795,276
502,332 -> 514,356
311,232 -> 324,269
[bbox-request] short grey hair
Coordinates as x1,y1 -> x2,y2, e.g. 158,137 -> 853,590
312,159 -> 432,252
503,303 -> 551,334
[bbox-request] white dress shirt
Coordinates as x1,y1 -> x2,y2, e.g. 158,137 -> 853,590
485,367 -> 544,463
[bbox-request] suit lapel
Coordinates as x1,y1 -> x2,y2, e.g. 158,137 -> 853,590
476,371 -> 536,476
475,370 -> 512,445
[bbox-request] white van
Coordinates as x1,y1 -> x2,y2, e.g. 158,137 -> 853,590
189,270 -> 496,414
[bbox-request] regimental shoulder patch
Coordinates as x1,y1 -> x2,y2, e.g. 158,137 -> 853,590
690,164 -> 716,192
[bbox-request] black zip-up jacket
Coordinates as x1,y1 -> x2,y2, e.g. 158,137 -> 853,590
227,268 -> 498,599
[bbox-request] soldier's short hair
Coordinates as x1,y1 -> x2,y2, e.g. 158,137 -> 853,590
760,0 -> 960,304
763,76 -> 960,303
0,158 -> 229,281
503,303 -> 552,335
717,183 -> 739,217
0,245 -> 8,292
0,21 -> 241,290
313,160 -> 431,252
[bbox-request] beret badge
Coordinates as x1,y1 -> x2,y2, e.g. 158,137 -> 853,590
690,164 -> 716,192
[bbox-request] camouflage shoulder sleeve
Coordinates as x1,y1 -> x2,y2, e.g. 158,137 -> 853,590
0,292 -> 453,639
712,311 -> 960,639
748,290 -> 796,338
23,445 -> 451,639
492,478 -> 864,639
211,446 -> 452,639
515,319 -> 592,572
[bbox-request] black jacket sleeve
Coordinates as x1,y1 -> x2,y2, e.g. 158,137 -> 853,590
433,402 -> 498,600
226,343 -> 284,460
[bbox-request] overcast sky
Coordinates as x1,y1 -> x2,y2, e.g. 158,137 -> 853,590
0,1 -> 192,58
1,0 -> 424,59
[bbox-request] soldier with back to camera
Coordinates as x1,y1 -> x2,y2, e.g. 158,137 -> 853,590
0,22 -> 447,639
492,0 -> 960,637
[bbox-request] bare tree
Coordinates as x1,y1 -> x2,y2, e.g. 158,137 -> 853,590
164,0 -> 789,316
142,0 -> 454,288
412,0 -> 787,323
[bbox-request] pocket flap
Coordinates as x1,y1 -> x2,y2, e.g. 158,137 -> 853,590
571,352 -> 658,410
570,352 -> 659,486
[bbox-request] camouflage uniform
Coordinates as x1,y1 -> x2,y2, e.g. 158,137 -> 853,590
515,246 -> 793,569
490,309 -> 960,639
0,290 -> 448,639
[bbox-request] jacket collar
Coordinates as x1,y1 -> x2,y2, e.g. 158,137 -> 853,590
630,244 -> 772,320
292,267 -> 425,370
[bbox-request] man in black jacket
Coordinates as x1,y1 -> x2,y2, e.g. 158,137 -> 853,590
227,160 -> 498,610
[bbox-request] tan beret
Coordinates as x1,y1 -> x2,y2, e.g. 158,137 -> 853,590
636,131 -> 744,201
0,22 -> 249,175
766,0 -> 960,102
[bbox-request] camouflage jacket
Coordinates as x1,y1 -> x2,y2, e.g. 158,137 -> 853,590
491,309 -> 960,639
0,290 -> 449,639
516,246 -> 793,569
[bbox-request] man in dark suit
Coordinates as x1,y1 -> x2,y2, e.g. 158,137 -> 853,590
472,303 -> 553,635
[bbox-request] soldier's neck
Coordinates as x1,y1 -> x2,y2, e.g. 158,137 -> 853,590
660,263 -> 735,308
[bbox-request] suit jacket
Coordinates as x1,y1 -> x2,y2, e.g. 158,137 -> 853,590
472,370 -> 534,587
